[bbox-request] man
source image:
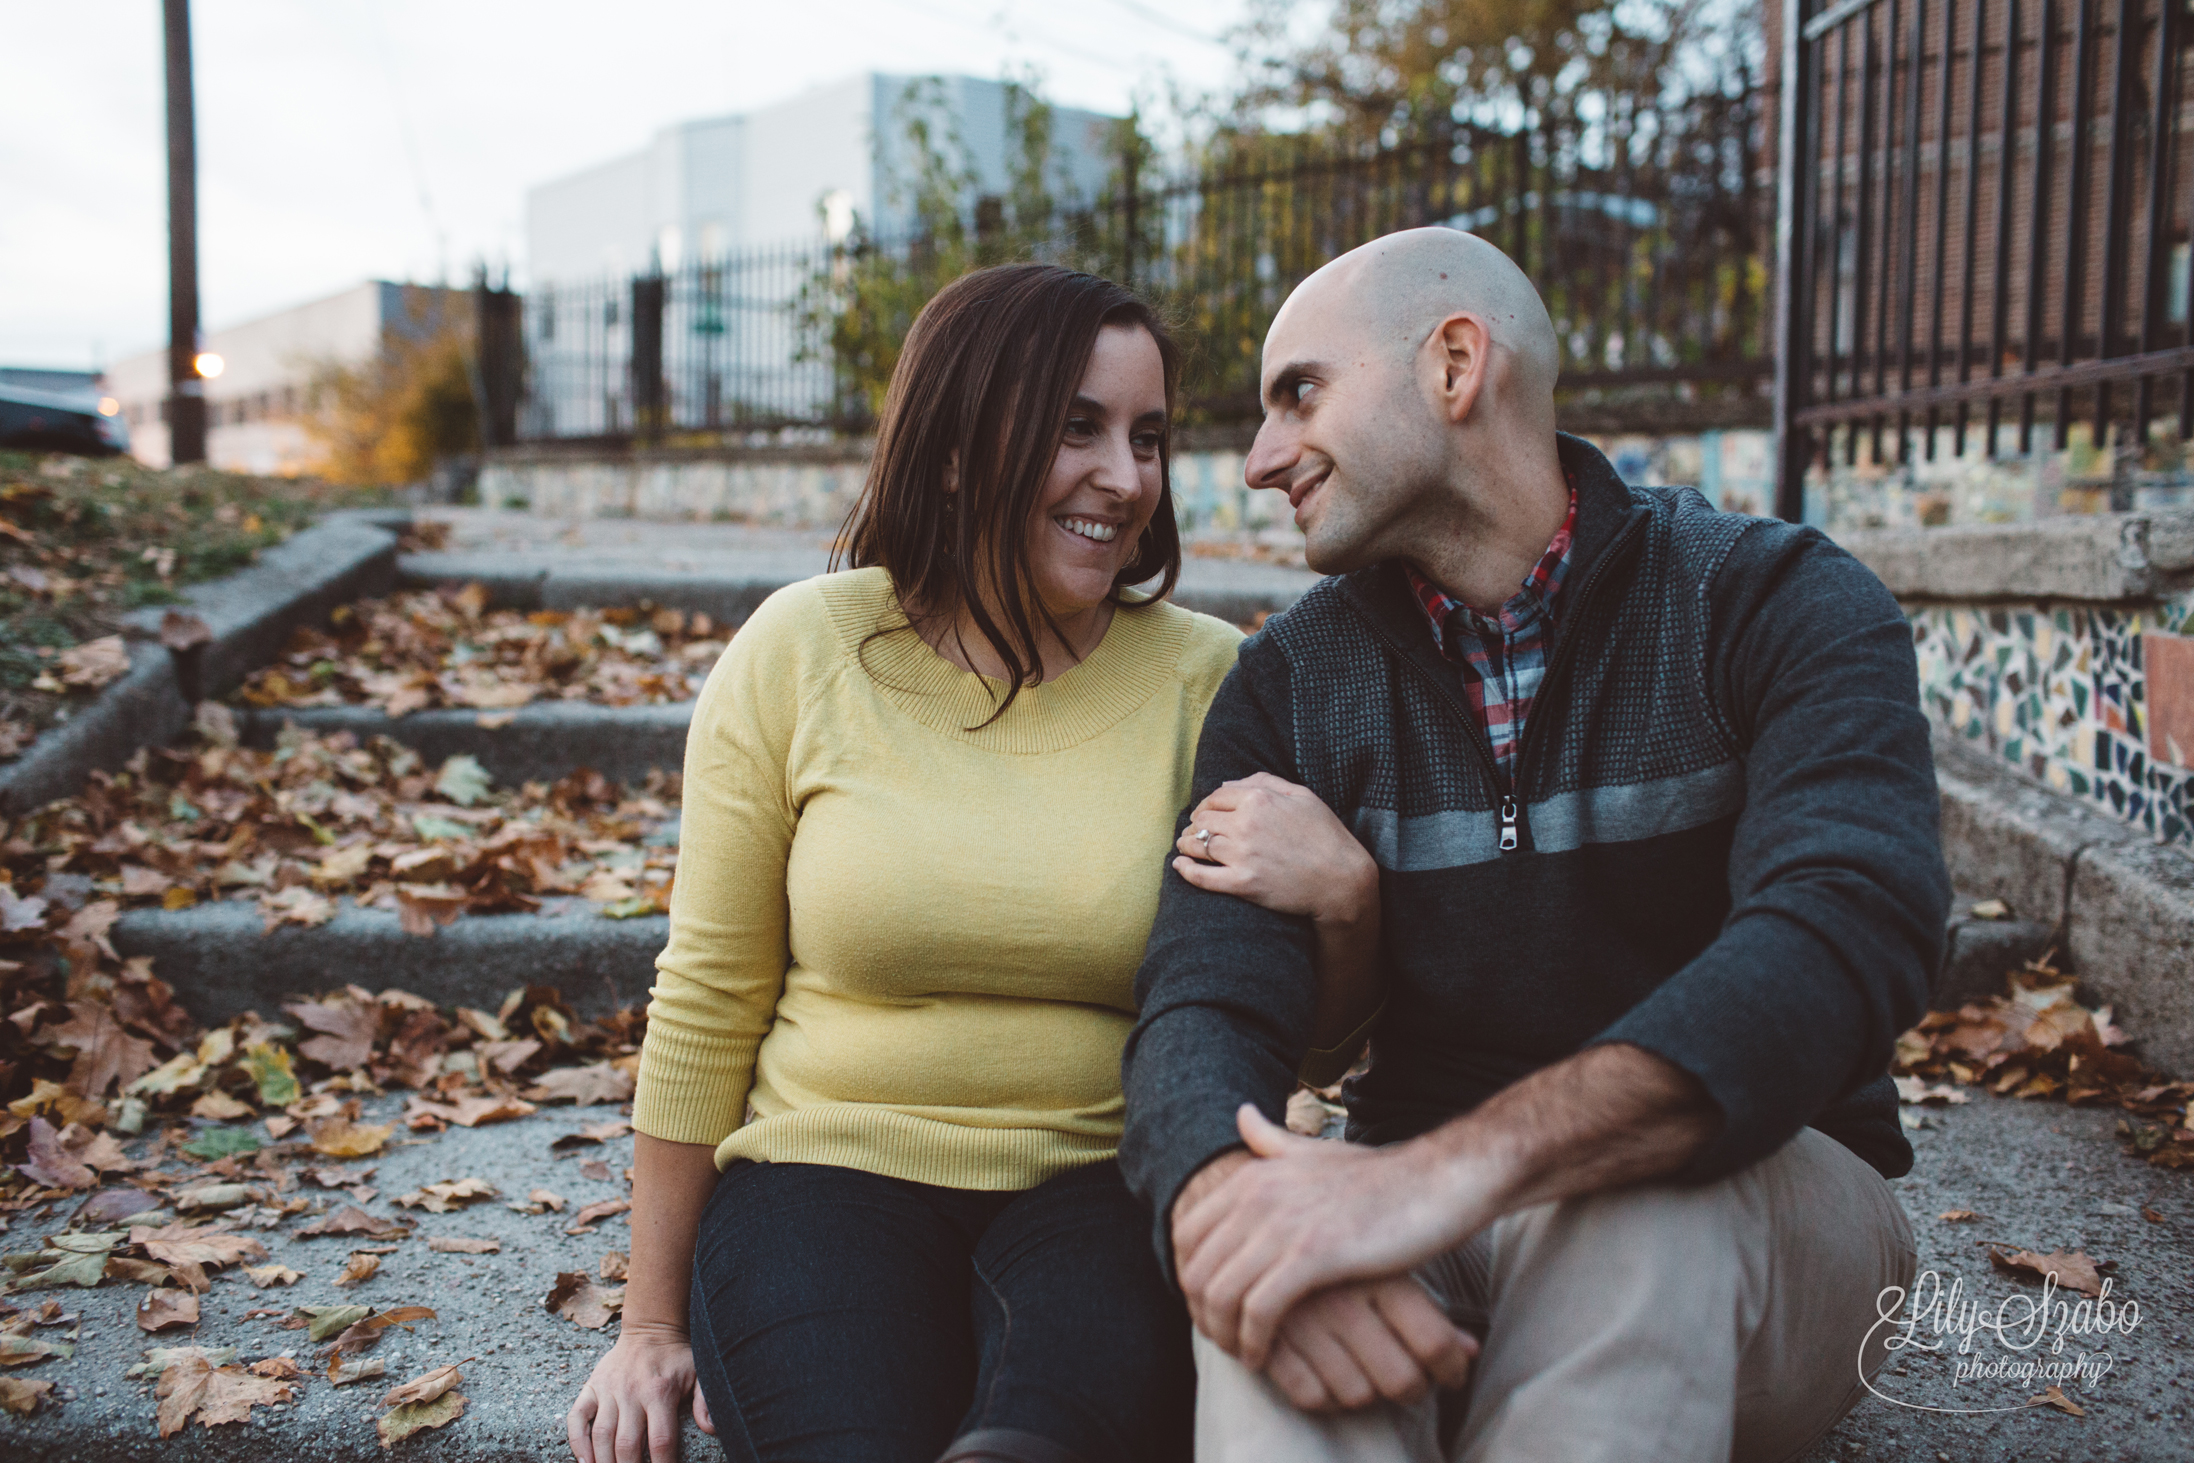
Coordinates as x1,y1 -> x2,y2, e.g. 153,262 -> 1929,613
1119,227 -> 1943,1461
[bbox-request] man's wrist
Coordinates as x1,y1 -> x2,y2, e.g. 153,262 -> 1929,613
1170,1146 -> 1251,1228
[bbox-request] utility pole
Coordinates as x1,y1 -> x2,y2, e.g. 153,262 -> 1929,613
164,0 -> 206,465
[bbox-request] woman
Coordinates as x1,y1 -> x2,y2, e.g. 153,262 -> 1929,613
565,263 -> 1383,1463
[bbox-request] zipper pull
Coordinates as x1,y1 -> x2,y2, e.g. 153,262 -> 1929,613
1499,796 -> 1519,852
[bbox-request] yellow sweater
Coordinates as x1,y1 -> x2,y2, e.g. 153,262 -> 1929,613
631,566 -> 1243,1190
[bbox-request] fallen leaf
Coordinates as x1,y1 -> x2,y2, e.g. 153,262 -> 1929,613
1894,1076 -> 1971,1106
329,1355 -> 387,1386
378,1386 -> 467,1448
1985,1244 -> 2105,1297
14,1116 -> 95,1189
393,1176 -> 499,1214
296,1205 -> 411,1240
284,1304 -> 370,1342
137,1289 -> 201,1332
175,1183 -> 257,1214
57,635 -> 129,689
0,1375 -> 53,1414
524,1061 -> 635,1106
564,1197 -> 632,1234
324,1305 -> 436,1357
434,755 -> 494,807
0,1334 -> 75,1366
47,1000 -> 157,1097
248,1356 -> 302,1379
395,885 -> 466,936
285,995 -> 381,1072
426,1237 -> 499,1254
155,1352 -> 293,1435
264,1113 -> 298,1139
335,1252 -> 381,1288
190,1089 -> 254,1121
260,886 -> 336,933
2029,1383 -> 2086,1416
2144,1206 -> 2166,1223
132,1222 -> 270,1291
545,1272 -> 626,1329
243,1264 -> 304,1288
1939,1210 -> 1982,1223
1969,898 -> 2011,920
180,1125 -> 261,1161
79,1187 -> 162,1225
600,1251 -> 628,1281
308,1116 -> 395,1158
511,1188 -> 566,1215
406,1093 -> 535,1128
380,1362 -> 467,1408
550,1119 -> 633,1150
579,1159 -> 613,1182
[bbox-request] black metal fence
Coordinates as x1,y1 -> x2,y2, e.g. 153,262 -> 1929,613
1772,0 -> 2191,513
506,109 -> 1773,448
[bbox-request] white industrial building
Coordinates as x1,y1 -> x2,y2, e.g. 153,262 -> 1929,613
106,282 -> 463,472
526,72 -> 1121,284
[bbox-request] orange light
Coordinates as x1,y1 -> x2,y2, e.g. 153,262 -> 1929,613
194,352 -> 225,379
98,396 -> 119,416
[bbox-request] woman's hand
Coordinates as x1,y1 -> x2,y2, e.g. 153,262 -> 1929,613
1173,772 -> 1376,924
567,1326 -> 714,1463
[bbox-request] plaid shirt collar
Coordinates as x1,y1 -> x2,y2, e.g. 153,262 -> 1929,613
1406,480 -> 1580,652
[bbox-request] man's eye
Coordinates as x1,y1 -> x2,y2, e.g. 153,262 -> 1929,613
1292,379 -> 1315,405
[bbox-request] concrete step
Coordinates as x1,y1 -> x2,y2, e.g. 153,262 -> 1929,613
236,702 -> 692,789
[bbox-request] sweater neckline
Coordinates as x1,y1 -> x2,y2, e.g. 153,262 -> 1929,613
818,567 -> 1193,753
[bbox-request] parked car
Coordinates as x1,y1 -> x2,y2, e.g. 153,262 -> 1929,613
0,381 -> 129,456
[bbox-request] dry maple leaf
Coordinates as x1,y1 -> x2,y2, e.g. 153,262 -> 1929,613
426,1236 -> 499,1254
323,1305 -> 436,1358
243,1264 -> 304,1288
394,1176 -> 499,1213
1984,1244 -> 2105,1297
285,995 -> 381,1071
307,1116 -> 395,1158
379,1386 -> 468,1448
524,1061 -> 636,1106
564,1197 -> 632,1235
261,886 -> 336,933
545,1272 -> 626,1330
380,1361 -> 469,1408
2029,1384 -> 2087,1416
329,1355 -> 387,1386
295,1204 -> 412,1240
407,1093 -> 536,1129
335,1252 -> 382,1288
14,1116 -> 96,1189
0,1375 -> 54,1415
600,1251 -> 628,1281
551,1119 -> 633,1150
1939,1210 -> 1982,1223
396,885 -> 466,937
131,1222 -> 270,1291
136,1289 -> 201,1332
248,1356 -> 302,1380
155,1352 -> 294,1436
48,1000 -> 157,1097
57,635 -> 130,688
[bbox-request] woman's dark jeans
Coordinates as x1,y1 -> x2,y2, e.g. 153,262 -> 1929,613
687,1157 -> 1193,1463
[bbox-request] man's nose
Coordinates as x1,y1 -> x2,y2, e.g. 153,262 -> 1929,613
1244,416 -> 1299,493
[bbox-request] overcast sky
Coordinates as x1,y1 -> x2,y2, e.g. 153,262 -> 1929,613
1,0 -> 1249,371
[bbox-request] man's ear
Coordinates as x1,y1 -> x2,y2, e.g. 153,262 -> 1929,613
1430,313 -> 1492,425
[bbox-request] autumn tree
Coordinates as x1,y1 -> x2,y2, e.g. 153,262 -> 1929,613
307,311 -> 480,489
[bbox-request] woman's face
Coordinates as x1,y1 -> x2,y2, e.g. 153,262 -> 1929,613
1023,322 -> 1168,620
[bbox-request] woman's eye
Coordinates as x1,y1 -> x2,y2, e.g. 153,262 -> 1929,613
1132,431 -> 1162,456
1064,416 -> 1094,438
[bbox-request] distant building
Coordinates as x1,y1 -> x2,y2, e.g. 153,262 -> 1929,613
525,72 -> 1121,284
106,282 -> 464,472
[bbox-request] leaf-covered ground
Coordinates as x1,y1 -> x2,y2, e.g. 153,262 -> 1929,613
0,452 -> 393,757
1,710 -> 680,932
230,583 -> 727,717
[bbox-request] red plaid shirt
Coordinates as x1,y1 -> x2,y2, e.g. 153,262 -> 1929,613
1406,484 -> 1579,789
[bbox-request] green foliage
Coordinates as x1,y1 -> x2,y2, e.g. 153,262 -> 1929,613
795,76 -> 1136,422
180,1125 -> 262,1161
307,317 -> 480,488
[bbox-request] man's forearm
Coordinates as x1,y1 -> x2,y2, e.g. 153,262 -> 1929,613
1410,1042 -> 1718,1230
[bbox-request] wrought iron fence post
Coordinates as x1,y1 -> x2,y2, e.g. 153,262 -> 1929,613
630,272 -> 665,448
1773,0 -> 1814,520
472,274 -> 523,450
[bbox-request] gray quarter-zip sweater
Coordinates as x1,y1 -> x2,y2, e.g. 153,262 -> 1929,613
1119,434 -> 1949,1270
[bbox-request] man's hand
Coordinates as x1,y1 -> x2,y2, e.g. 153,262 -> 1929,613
1261,1277 -> 1478,1413
1175,1105 -> 1495,1367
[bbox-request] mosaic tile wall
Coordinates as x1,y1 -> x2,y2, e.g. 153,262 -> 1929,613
1913,595 -> 2194,848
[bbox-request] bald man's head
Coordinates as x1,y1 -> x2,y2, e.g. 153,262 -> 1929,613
1274,227 -> 1559,406
1243,228 -> 1569,575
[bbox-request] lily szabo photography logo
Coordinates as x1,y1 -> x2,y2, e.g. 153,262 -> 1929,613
1864,1248 -> 2140,1415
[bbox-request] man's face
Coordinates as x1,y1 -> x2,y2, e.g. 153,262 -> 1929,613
1242,279 -> 1444,574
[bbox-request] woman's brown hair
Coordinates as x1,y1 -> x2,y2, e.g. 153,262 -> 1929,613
832,262 -> 1182,720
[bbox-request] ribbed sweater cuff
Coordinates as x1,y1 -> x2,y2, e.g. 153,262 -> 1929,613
631,1023 -> 759,1147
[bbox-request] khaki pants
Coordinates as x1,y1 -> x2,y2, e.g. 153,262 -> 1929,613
1193,1129 -> 1916,1463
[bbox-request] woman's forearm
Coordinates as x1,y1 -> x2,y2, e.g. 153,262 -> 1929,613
622,1133 -> 725,1337
1304,860 -> 1383,1054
